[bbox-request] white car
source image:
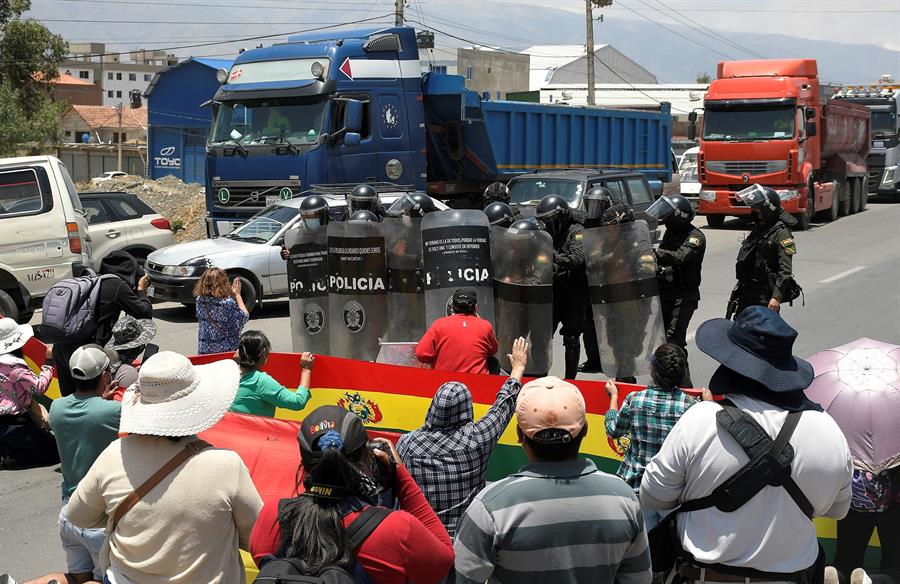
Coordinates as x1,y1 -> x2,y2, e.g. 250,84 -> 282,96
678,146 -> 701,202
94,171 -> 128,181
79,192 -> 175,268
145,193 -> 447,311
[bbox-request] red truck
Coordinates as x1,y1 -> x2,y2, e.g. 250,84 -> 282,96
689,59 -> 870,229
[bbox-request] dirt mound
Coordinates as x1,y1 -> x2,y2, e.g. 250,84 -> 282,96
79,175 -> 206,243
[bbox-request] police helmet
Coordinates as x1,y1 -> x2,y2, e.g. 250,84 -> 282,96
408,193 -> 437,216
510,218 -> 541,231
347,183 -> 379,214
298,194 -> 330,227
535,194 -> 571,236
348,209 -> 379,223
483,181 -> 510,206
583,187 -> 613,219
736,184 -> 781,212
646,194 -> 695,228
484,202 -> 515,228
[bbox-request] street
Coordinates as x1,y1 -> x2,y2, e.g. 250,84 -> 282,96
2,196 -> 900,578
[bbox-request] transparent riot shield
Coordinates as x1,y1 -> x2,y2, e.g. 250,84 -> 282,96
326,221 -> 388,361
382,216 -> 425,342
285,226 -> 330,355
583,220 -> 667,379
422,210 -> 495,328
490,225 -> 554,376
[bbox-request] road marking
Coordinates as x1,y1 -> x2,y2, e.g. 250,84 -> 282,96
820,266 -> 866,284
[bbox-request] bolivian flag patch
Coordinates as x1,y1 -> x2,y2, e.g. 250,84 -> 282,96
575,232 -> 584,241
780,238 -> 796,255
687,236 -> 702,247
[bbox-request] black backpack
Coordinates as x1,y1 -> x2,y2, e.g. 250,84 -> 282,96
254,506 -> 391,584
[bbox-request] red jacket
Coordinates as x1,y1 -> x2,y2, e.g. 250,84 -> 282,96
415,314 -> 498,375
249,464 -> 453,584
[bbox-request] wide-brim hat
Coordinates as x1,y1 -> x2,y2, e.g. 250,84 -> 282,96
696,306 -> 814,392
120,351 -> 240,437
106,315 -> 157,351
0,318 -> 34,355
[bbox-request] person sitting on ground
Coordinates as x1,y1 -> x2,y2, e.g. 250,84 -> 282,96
415,288 -> 499,375
230,330 -> 312,417
604,343 -> 703,530
640,307 -> 853,583
104,314 -> 157,394
0,317 -> 58,467
194,267 -> 249,355
249,405 -> 454,584
30,345 -> 123,584
397,337 -> 528,538
66,351 -> 263,584
454,376 -> 652,584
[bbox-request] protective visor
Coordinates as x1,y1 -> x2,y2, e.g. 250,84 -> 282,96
735,184 -> 775,210
646,196 -> 678,221
385,193 -> 416,217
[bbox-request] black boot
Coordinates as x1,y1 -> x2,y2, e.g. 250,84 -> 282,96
563,336 -> 581,379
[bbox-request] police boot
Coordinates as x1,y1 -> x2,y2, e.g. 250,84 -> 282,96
579,327 -> 603,373
563,336 -> 581,380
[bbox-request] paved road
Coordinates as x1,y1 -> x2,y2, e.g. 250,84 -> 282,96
3,196 -> 899,579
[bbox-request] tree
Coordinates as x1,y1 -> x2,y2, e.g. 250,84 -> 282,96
696,72 -> 712,84
0,0 -> 68,155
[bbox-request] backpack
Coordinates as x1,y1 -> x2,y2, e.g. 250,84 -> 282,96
40,274 -> 117,343
254,506 -> 392,584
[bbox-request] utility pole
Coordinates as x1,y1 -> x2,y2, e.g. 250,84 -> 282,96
586,0 -> 596,106
115,102 -> 124,172
394,0 -> 404,26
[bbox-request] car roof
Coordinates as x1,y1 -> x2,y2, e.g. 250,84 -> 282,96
0,155 -> 56,167
79,191 -> 136,197
511,168 -> 647,181
682,146 -> 700,155
277,192 -> 449,210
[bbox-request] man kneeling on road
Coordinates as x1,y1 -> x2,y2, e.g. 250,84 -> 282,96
415,288 -> 499,375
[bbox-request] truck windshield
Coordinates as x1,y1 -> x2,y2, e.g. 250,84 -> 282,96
703,106 -> 795,141
509,179 -> 582,206
871,111 -> 897,135
209,96 -> 327,146
223,204 -> 300,243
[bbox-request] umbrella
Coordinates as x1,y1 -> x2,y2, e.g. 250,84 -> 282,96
805,338 -> 900,474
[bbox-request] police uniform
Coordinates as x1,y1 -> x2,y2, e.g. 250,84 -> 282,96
551,219 -> 588,379
735,212 -> 797,315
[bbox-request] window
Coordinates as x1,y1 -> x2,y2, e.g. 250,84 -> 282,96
81,198 -> 111,225
328,97 -> 371,140
116,72 -> 122,80
0,167 -> 52,217
106,196 -> 143,219
600,180 -> 626,202
107,72 -> 113,80
625,178 -> 653,204
429,64 -> 447,75
107,90 -> 114,98
57,161 -> 83,213
465,65 -> 473,80
129,73 -> 136,81
79,71 -> 89,79
116,90 -> 122,98
144,73 -> 151,82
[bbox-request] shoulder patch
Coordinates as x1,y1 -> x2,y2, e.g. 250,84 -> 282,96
687,235 -> 702,247
574,232 -> 583,241
780,238 -> 796,255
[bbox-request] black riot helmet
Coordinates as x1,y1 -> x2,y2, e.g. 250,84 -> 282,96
735,184 -> 781,222
298,194 -> 330,228
347,183 -> 380,214
385,193 -> 437,217
583,187 -> 613,219
646,194 -> 695,229
348,209 -> 379,223
535,194 -> 571,237
510,218 -> 541,231
484,201 -> 515,228
482,181 -> 510,206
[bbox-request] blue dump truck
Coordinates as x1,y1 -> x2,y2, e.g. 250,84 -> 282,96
204,26 -> 672,235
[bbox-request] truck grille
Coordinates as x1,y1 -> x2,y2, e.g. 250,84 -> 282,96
867,153 -> 885,192
705,160 -> 787,175
210,180 -> 300,210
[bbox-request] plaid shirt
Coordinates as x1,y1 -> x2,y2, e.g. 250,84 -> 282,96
605,385 -> 696,491
396,377 -> 521,538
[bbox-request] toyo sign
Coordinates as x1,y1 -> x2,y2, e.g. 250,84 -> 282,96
154,145 -> 181,170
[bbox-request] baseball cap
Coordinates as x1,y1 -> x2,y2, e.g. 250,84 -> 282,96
297,405 -> 369,463
69,344 -> 117,381
516,376 -> 586,444
452,288 -> 477,306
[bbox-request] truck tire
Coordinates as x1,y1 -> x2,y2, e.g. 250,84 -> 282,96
823,180 -> 839,222
706,214 -> 725,228
838,179 -> 851,216
794,189 -> 813,231
858,178 -> 868,212
0,289 -> 19,321
849,180 -> 860,215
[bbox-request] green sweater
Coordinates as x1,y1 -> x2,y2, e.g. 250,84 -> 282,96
231,370 -> 311,417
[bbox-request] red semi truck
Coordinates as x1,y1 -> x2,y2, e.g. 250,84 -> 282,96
689,59 -> 870,229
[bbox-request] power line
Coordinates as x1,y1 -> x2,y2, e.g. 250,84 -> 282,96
643,0 -> 766,59
615,1 -> 734,59
40,0 -> 394,10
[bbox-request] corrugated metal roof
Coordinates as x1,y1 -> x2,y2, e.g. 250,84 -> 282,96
145,56 -> 232,96
65,105 -> 148,129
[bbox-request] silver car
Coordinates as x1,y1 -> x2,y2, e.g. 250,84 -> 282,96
144,193 -> 446,310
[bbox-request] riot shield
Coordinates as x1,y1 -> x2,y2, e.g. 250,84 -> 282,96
327,221 -> 388,361
490,225 -> 554,376
382,216 -> 425,342
422,210 -> 494,327
583,220 -> 667,379
285,226 -> 330,355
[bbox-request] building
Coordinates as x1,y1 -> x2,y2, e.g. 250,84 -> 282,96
419,47 -> 459,76
60,44 -> 178,107
61,104 -> 148,144
457,48 -> 529,99
50,73 -> 103,106
145,57 -> 232,185
524,44 -> 657,90
536,83 -> 708,123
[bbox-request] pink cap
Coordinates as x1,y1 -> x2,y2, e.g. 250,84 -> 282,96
516,376 -> 586,443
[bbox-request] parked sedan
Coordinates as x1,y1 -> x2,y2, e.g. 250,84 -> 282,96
79,192 -> 175,269
145,193 -> 446,311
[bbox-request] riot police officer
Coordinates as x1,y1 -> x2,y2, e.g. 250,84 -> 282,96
535,194 -> 586,379
647,194 -> 705,386
484,201 -> 516,228
730,184 -> 799,318
349,209 -> 379,222
581,186 -> 614,228
342,183 -> 387,220
281,194 -> 331,260
578,187 -> 613,373
482,181 -> 511,207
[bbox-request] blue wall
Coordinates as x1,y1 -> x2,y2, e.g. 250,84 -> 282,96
147,58 -> 231,184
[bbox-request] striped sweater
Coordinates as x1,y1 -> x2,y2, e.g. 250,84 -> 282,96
453,458 -> 652,584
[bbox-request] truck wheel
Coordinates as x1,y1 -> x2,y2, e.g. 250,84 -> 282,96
706,215 -> 725,228
858,178 -> 868,212
794,191 -> 813,231
838,179 -> 851,216
824,180 -> 839,222
849,180 -> 860,215
0,289 -> 19,321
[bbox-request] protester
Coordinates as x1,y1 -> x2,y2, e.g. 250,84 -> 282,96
604,343 -> 700,529
36,345 -> 122,584
454,376 -> 652,584
640,307 -> 853,582
398,337 -> 528,537
66,351 -> 263,584
52,251 -> 153,396
415,288 -> 498,375
194,267 -> 249,355
230,330 -> 312,417
249,405 -> 454,584
0,317 -> 58,467
104,314 -> 157,392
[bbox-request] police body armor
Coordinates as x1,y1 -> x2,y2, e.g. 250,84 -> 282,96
326,221 -> 388,361
422,210 -> 495,328
583,220 -> 667,379
284,225 -> 330,355
490,225 -> 554,376
382,216 -> 425,341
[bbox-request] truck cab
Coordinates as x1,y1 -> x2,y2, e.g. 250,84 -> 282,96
834,84 -> 900,197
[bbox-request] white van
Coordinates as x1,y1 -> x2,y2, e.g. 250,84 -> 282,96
678,146 -> 701,201
0,156 -> 92,322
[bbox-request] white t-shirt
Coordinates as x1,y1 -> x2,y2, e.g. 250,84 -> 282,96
640,394 -> 852,574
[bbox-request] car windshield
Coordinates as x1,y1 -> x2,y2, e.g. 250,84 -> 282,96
509,179 -> 582,206
224,204 -> 300,243
678,153 -> 698,172
703,106 -> 795,141
872,111 -> 897,135
209,96 -> 327,146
